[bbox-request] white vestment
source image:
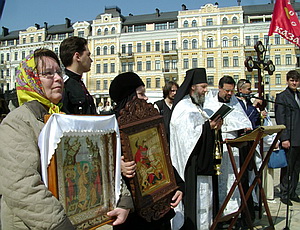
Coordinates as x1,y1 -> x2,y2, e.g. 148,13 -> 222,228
170,95 -> 213,230
204,90 -> 252,216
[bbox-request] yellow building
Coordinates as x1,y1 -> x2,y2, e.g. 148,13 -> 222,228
1,2 -> 300,108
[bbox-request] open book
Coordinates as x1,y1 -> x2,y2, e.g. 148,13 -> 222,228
210,103 -> 234,120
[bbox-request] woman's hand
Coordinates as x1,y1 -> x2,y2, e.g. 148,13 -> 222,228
107,208 -> 130,225
121,156 -> 136,178
170,190 -> 183,208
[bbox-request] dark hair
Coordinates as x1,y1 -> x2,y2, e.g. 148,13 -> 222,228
34,48 -> 61,72
162,81 -> 179,99
59,36 -> 87,67
286,70 -> 300,81
237,79 -> 251,91
219,75 -> 236,88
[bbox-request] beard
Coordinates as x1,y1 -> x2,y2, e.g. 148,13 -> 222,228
191,92 -> 205,106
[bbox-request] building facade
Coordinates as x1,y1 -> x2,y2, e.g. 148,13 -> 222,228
1,2 -> 300,108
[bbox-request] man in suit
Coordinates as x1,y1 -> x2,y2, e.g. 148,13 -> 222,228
275,70 -> 300,206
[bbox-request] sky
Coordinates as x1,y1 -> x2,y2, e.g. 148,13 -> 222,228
0,0 -> 288,32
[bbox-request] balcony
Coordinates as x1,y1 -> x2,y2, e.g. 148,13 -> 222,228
162,68 -> 178,74
118,52 -> 134,59
161,49 -> 178,56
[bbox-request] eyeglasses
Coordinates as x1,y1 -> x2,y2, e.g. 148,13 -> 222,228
39,70 -> 63,79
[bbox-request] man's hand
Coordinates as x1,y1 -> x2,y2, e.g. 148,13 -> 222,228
107,208 -> 130,226
209,115 -> 223,130
282,140 -> 290,149
121,156 -> 136,178
170,190 -> 183,208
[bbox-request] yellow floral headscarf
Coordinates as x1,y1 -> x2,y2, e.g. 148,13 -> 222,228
16,53 -> 61,114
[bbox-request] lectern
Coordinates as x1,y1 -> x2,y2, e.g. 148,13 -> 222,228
210,125 -> 286,230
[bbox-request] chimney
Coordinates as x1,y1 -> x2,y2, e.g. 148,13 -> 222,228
35,23 -> 40,29
237,0 -> 241,6
65,18 -> 71,28
44,22 -> 48,30
2,27 -> 9,36
181,4 -> 187,10
215,2 -> 219,6
129,13 -> 133,16
155,8 -> 160,17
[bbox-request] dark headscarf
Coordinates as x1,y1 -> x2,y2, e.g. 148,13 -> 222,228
109,72 -> 145,116
173,68 -> 207,108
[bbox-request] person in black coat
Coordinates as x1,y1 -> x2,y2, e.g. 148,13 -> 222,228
275,70 -> 300,206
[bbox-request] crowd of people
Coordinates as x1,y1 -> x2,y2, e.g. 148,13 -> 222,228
0,35 -> 300,230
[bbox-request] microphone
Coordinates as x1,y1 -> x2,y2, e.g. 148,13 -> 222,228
236,92 -> 253,99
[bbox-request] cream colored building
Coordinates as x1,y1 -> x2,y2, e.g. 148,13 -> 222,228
1,2 -> 300,109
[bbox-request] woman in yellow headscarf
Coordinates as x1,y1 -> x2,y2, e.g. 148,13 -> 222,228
0,48 -> 75,229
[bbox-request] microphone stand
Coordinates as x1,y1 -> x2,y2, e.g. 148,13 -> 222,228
246,94 -> 297,230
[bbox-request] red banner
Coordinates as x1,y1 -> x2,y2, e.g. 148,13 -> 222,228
268,0 -> 300,47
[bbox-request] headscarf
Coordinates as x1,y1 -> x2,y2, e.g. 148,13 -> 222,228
16,53 -> 61,114
109,72 -> 144,116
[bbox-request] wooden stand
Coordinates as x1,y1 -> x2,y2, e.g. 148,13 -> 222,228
210,125 -> 286,230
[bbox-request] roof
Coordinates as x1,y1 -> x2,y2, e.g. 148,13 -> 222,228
122,11 -> 178,25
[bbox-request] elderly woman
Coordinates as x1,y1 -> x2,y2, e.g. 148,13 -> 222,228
0,49 -> 130,229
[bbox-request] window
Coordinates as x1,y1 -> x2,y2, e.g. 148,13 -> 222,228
233,56 -> 239,67
207,57 -> 214,68
264,35 -> 269,45
155,23 -> 168,30
171,59 -> 177,69
275,55 -> 281,65
155,60 -> 161,70
103,63 -> 108,73
208,76 -> 214,86
104,28 -> 108,35
172,40 -> 176,50
233,75 -> 239,83
146,61 -> 151,70
233,37 -> 238,47
246,75 -> 252,83
222,37 -> 228,47
146,78 -> 151,88
22,51 -> 26,59
127,26 -> 133,33
164,60 -> 170,70
38,36 -> 42,42
111,45 -> 115,54
30,37 -> 34,43
14,52 -> 18,61
275,34 -> 281,45
128,62 -> 134,72
222,17 -> 228,25
8,40 -> 14,46
192,58 -> 198,68
192,39 -> 197,49
286,54 -> 292,65
0,54 -> 3,64
96,64 -> 101,73
254,75 -> 258,84
265,75 -> 270,84
183,58 -> 189,69
275,74 -> 281,85
122,62 -> 127,72
206,18 -> 213,26
103,80 -> 108,90
146,42 -> 151,52
169,22 -> 175,29
137,43 -> 142,53
96,47 -> 100,55
122,44 -> 126,54
192,20 -> 197,27
223,57 -> 229,67
137,61 -> 142,71
111,63 -> 115,73
103,46 -> 108,55
155,42 -> 160,52
253,35 -> 259,45
54,48 -> 59,55
245,36 -> 251,46
134,25 -> 146,32
207,37 -> 213,48
6,69 -> 9,76
183,40 -> 188,50
97,28 -> 101,35
6,53 -> 10,61
96,80 -> 101,90
164,41 -> 169,52
58,34 -> 66,40
183,20 -> 189,28
23,38 -> 26,44
111,27 -> 116,34
155,78 -> 161,88
232,16 -> 238,24
128,44 -> 133,55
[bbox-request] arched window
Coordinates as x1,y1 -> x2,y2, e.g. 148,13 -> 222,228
97,28 -> 101,35
103,46 -> 108,55
111,45 -> 115,54
233,36 -> 239,47
192,20 -> 197,27
104,28 -> 108,35
222,17 -> 228,25
207,37 -> 213,48
192,39 -> 198,49
111,27 -> 116,34
183,40 -> 188,49
96,47 -> 100,55
183,20 -> 189,28
232,16 -> 238,24
222,37 -> 228,47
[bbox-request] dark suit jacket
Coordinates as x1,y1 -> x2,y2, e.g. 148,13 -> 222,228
275,87 -> 300,146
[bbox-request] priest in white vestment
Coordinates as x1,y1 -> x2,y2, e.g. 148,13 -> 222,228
170,68 -> 222,230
